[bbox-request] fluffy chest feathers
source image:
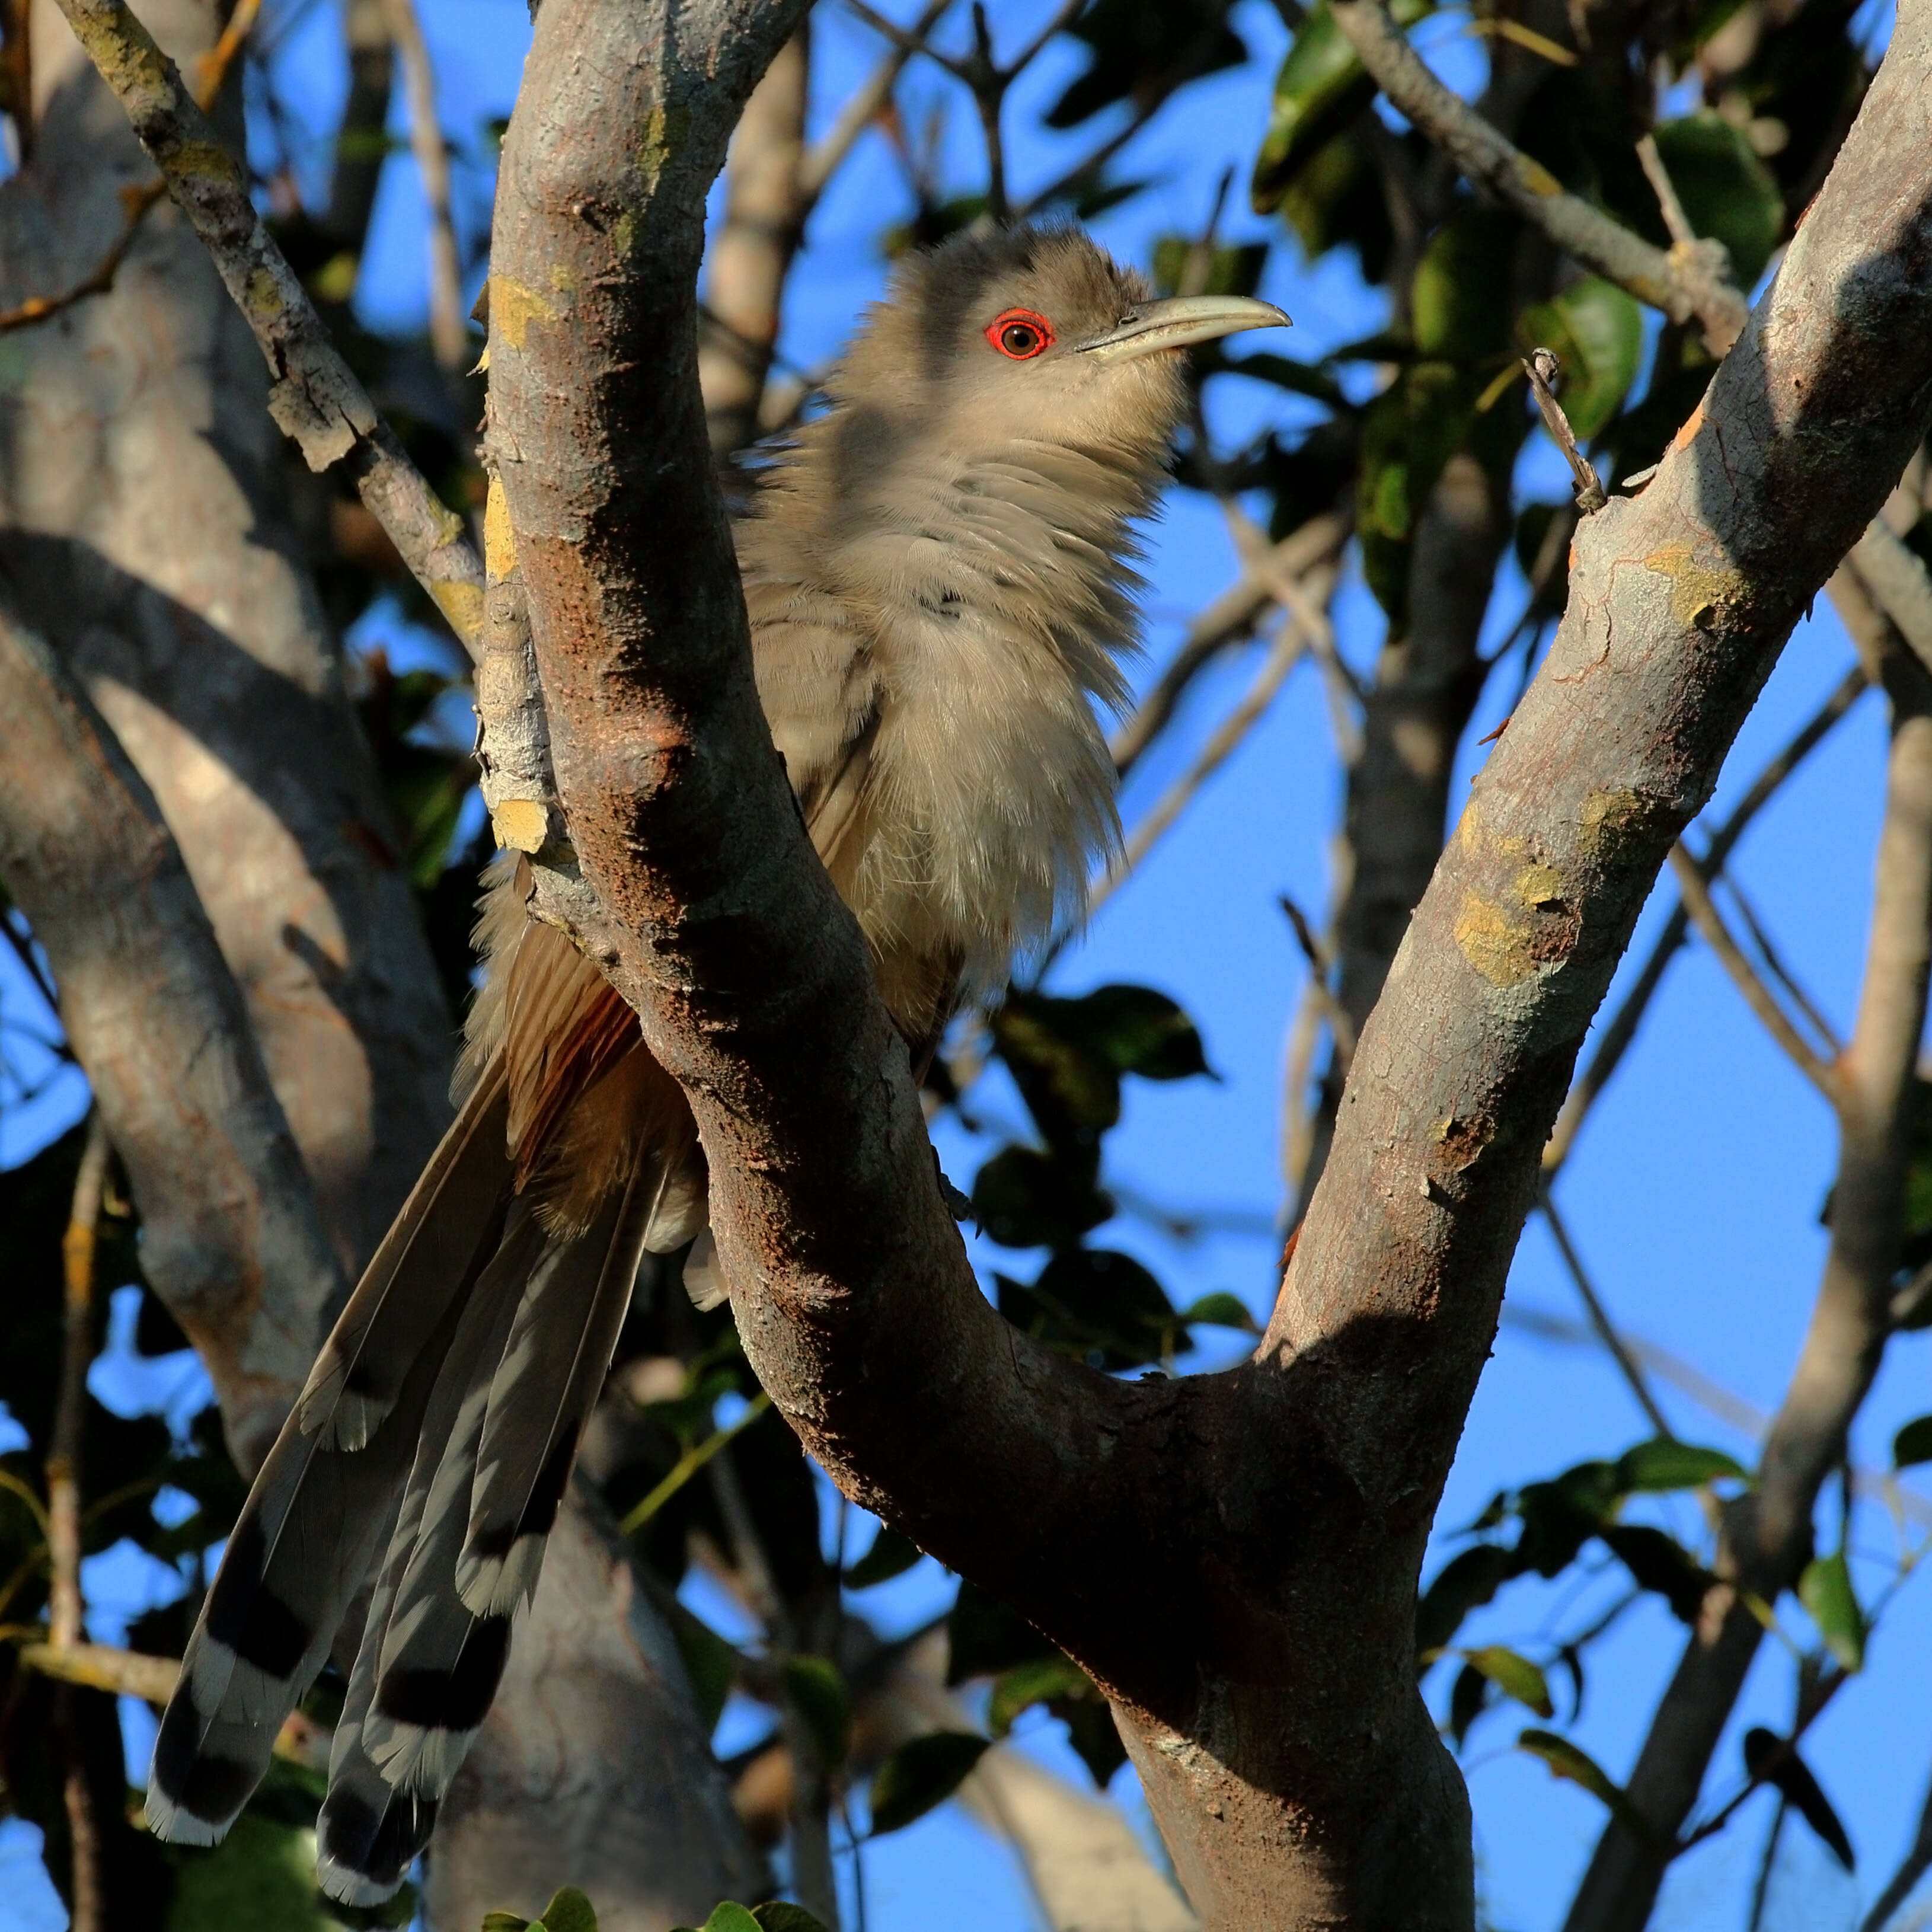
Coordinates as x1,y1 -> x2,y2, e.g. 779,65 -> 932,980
737,431 -> 1160,1019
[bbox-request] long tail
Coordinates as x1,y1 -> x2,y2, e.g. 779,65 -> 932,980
146,1065 -> 669,1901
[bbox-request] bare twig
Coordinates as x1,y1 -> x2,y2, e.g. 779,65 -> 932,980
379,0 -> 467,374
1863,1766 -> 1932,1932
1088,598 -> 1322,921
47,1110 -> 110,1653
50,0 -> 484,655
1110,512 -> 1349,777
800,0 -> 949,199
1524,350 -> 1608,513
1328,0 -> 1750,351
1279,894 -> 1356,1071
1720,873 -> 1843,1055
1667,843 -> 1842,1100
0,0 -> 260,337
1537,1186 -> 1673,1438
1635,133 -> 1698,250
1545,664 -> 1867,1171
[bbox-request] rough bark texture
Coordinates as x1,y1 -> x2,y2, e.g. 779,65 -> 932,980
484,0 -> 1932,1916
0,0 -> 455,1285
0,589 -> 342,1470
424,1490 -> 766,1932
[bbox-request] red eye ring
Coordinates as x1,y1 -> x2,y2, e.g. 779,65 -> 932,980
985,308 -> 1055,360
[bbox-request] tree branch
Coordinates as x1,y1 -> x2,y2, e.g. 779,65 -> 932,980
1564,477 -> 1932,1932
48,0 -> 483,654
1544,661 -> 1867,1172
1329,0 -> 1750,350
1666,842 -> 1842,1100
0,586 -> 343,1470
379,0 -> 467,375
484,0 -> 1932,1918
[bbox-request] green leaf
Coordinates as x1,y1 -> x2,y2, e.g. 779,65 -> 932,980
972,1147 -> 1112,1250
1278,130 -> 1395,280
1047,0 -> 1246,129
1416,1543 -> 1515,1659
870,1732 -> 992,1835
1518,1729 -> 1654,1842
700,1908 -> 762,1932
1412,207 -> 1518,361
1516,278 -> 1643,440
1058,1691 -> 1129,1787
1893,1415 -> 1932,1468
846,1524 -> 924,1589
1460,1645 -> 1554,1719
1448,1659 -> 1490,1745
989,1653 -> 1094,1735
1600,1524 -> 1714,1623
1742,1728 -> 1854,1870
753,1907 -> 835,1932
1614,1438 -> 1749,1493
482,1917 -> 531,1932
783,1656 -> 852,1770
532,1891 -> 600,1932
947,1579 -> 1056,1684
1177,1291 -> 1257,1331
1000,1248 -> 1177,1371
1251,0 -> 1431,210
1650,111 -> 1784,285
1799,1552 -> 1865,1672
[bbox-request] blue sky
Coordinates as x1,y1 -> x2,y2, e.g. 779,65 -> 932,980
0,1 -> 1925,1927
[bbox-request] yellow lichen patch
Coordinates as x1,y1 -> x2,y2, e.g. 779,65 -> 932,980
484,476 -> 518,586
638,98 -> 694,183
173,136 -> 243,190
1515,155 -> 1565,199
1643,544 -> 1746,631
1455,890 -> 1538,987
430,579 -> 483,651
491,277 -> 559,351
1515,863 -> 1565,909
1579,788 -> 1653,862
244,266 -> 284,319
490,798 -> 550,854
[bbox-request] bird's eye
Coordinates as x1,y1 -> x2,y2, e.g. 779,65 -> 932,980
985,309 -> 1053,360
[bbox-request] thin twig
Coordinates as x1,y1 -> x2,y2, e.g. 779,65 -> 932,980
47,1110 -> 110,1653
1088,608 -> 1314,922
51,0 -> 484,656
1524,350 -> 1608,513
1279,893 -> 1356,1071
1545,665 -> 1867,1171
1635,134 -> 1698,250
0,0 -> 261,337
800,0 -> 949,199
1537,1186 -> 1674,1439
379,0 -> 467,375
1667,843 -> 1842,1103
1861,1762 -> 1932,1932
617,1392 -> 773,1535
1719,873 -> 1842,1055
1327,0 -> 1749,352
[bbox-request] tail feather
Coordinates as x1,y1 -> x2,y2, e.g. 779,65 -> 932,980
457,1157 -> 655,1617
145,1069 -> 515,1848
299,1069 -> 514,1451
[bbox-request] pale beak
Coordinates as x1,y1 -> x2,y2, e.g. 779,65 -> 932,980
1073,294 -> 1291,364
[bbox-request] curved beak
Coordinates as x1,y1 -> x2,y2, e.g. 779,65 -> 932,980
1073,294 -> 1291,364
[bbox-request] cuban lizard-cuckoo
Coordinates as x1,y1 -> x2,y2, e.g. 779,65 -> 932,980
145,222 -> 1286,1902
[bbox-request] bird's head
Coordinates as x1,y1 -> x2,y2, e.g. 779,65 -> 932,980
825,224 -> 1289,473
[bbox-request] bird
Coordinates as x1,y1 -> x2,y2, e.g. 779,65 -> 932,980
143,222 -> 1288,1903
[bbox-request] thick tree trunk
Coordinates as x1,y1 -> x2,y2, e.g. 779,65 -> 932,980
0,0 -> 454,1288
